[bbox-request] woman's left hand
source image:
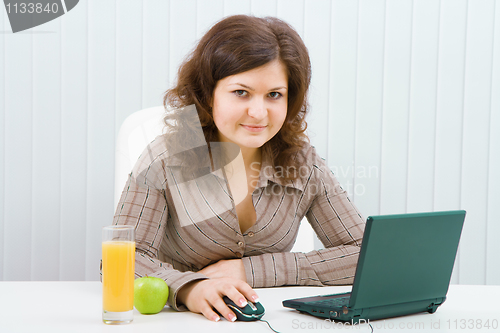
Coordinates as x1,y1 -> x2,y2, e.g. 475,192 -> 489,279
199,259 -> 246,282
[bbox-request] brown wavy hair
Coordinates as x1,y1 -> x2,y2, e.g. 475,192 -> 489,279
163,15 -> 311,181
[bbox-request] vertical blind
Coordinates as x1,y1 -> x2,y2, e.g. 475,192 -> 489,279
0,0 -> 498,285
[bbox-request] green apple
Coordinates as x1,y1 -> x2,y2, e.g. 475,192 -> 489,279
134,276 -> 169,314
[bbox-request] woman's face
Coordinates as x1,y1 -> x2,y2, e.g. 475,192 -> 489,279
212,59 -> 288,153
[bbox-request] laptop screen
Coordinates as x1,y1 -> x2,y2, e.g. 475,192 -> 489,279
349,210 -> 465,309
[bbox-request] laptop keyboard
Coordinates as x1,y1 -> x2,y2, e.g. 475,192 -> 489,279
307,296 -> 351,308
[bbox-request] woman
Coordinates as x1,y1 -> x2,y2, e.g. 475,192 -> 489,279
114,15 -> 365,322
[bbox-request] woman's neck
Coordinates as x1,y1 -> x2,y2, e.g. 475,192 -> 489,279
239,146 -> 262,170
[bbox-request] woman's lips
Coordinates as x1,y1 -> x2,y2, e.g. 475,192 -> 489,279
241,124 -> 267,132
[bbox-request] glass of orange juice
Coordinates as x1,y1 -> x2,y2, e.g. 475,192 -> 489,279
102,225 -> 135,324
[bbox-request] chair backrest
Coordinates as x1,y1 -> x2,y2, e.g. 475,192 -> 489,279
114,105 -> 166,207
114,106 -> 317,252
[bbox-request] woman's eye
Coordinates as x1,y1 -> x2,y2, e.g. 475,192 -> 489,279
269,92 -> 282,99
234,90 -> 248,97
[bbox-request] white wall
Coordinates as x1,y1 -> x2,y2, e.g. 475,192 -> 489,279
0,0 -> 498,284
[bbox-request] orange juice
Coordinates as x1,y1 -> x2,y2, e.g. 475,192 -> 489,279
102,241 -> 135,312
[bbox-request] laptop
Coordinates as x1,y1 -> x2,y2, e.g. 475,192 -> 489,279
283,210 -> 466,323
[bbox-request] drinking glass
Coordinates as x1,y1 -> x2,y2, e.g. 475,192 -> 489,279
102,225 -> 135,324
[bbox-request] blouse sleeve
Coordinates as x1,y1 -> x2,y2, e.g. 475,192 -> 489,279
112,142 -> 208,311
299,166 -> 365,285
241,152 -> 365,288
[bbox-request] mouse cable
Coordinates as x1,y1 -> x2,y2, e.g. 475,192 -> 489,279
258,318 -> 281,333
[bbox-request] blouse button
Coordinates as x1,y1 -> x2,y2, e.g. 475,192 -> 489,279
247,232 -> 254,237
237,241 -> 244,248
235,252 -> 243,258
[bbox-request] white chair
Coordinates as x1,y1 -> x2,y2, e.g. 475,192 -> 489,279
114,105 -> 167,207
114,106 -> 317,252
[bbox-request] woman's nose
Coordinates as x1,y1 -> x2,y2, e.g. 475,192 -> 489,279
247,98 -> 267,119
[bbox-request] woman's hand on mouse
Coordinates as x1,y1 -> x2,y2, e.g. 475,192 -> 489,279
177,277 -> 259,322
198,259 -> 246,281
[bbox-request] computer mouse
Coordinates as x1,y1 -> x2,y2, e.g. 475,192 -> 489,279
222,296 -> 265,321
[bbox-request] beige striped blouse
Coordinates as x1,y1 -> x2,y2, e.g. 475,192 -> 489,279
113,135 -> 365,311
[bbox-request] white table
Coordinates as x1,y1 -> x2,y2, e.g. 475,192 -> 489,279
0,282 -> 498,333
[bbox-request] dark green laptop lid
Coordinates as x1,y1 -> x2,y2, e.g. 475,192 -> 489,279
350,210 -> 465,309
